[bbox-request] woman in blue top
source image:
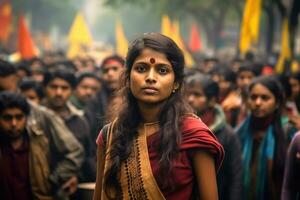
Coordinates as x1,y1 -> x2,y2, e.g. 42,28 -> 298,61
236,76 -> 292,200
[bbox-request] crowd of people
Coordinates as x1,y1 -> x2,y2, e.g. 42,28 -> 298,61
0,32 -> 300,200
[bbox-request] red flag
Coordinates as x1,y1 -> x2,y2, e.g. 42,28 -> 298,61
0,0 -> 12,42
189,24 -> 202,52
18,15 -> 38,59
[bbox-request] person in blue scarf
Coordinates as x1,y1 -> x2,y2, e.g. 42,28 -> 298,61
236,76 -> 295,200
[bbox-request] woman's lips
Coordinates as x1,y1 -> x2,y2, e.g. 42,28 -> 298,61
142,87 -> 158,94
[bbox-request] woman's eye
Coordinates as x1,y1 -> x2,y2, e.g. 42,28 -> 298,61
158,67 -> 169,74
135,65 -> 146,72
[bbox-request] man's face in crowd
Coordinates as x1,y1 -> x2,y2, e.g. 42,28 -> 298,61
237,70 -> 255,91
101,60 -> 124,91
21,89 -> 41,105
0,74 -> 18,92
45,78 -> 72,108
75,77 -> 101,103
0,108 -> 27,140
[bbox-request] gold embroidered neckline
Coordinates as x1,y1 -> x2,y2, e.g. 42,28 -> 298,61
138,121 -> 159,137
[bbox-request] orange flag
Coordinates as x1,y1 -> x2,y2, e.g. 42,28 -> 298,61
189,24 -> 202,52
0,0 -> 12,42
18,15 -> 38,59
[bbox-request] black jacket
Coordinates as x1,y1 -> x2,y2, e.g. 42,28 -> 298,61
207,105 -> 243,200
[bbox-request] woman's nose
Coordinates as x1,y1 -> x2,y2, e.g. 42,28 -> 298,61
145,69 -> 156,83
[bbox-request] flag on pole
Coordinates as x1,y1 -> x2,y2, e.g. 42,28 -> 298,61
171,20 -> 195,67
189,24 -> 202,52
67,12 -> 93,58
115,19 -> 128,58
239,0 -> 262,54
161,15 -> 172,38
275,18 -> 292,74
18,15 -> 38,59
0,0 -> 12,43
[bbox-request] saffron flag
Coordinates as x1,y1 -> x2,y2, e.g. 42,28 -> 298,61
18,15 -> 38,59
189,24 -> 202,52
0,0 -> 12,42
115,19 -> 128,58
67,12 -> 93,58
275,18 -> 292,74
239,0 -> 262,54
161,15 -> 172,38
171,20 -> 195,67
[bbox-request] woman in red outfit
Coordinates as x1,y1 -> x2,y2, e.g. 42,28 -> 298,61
93,33 -> 224,200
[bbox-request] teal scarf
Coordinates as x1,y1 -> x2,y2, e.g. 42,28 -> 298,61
236,116 -> 275,199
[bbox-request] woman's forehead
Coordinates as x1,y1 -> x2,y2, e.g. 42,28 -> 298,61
133,48 -> 170,64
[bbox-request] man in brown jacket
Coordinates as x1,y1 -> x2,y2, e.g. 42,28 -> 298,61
0,60 -> 84,199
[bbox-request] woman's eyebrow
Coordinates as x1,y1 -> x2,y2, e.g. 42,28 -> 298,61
134,61 -> 171,66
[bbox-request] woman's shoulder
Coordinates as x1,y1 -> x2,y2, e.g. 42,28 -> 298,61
180,114 -> 225,170
291,132 -> 300,147
181,114 -> 211,132
180,114 -> 220,147
96,122 -> 114,146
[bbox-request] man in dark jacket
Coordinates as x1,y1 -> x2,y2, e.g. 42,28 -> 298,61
0,59 -> 84,199
186,72 -> 243,200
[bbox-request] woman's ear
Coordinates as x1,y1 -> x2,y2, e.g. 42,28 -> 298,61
173,82 -> 179,90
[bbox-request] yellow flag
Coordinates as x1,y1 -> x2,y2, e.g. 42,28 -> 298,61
67,12 -> 93,58
291,60 -> 299,73
171,20 -> 195,67
239,0 -> 262,54
115,19 -> 128,58
275,18 -> 292,74
161,15 -> 172,37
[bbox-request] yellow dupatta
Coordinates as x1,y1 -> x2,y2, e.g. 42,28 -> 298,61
100,121 -> 165,200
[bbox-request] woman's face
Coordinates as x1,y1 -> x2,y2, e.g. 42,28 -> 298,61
130,48 -> 177,106
289,77 -> 300,99
187,84 -> 209,114
248,83 -> 277,118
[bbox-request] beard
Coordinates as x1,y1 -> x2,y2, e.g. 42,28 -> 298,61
1,128 -> 24,140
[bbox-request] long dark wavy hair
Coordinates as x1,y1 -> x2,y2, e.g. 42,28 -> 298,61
248,76 -> 287,190
103,33 -> 193,199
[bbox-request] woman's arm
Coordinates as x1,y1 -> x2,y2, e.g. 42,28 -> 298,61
193,150 -> 218,200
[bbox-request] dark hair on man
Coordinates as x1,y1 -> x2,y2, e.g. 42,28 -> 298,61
17,63 -> 32,76
27,57 -> 45,67
76,72 -> 101,86
104,33 -> 193,198
237,63 -> 260,76
43,69 -> 77,89
186,73 -> 219,100
290,71 -> 300,82
0,91 -> 30,116
19,78 -> 45,99
100,54 -> 125,68
0,59 -> 17,77
217,65 -> 236,83
47,60 -> 76,73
